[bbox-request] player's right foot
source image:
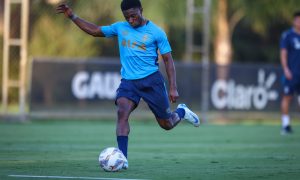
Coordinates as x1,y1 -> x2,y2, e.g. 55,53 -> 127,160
281,125 -> 293,135
177,104 -> 200,127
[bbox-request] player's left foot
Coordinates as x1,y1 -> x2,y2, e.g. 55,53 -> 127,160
177,104 -> 200,127
281,125 -> 293,135
122,161 -> 128,170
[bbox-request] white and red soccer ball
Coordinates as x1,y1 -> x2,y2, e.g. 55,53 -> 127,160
98,147 -> 127,172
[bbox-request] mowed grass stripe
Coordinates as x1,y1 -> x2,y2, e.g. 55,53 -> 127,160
0,120 -> 300,180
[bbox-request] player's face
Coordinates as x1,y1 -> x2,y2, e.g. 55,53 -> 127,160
293,16 -> 300,31
122,8 -> 143,28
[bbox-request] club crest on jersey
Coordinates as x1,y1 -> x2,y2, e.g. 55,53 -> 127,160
293,38 -> 300,49
142,35 -> 148,42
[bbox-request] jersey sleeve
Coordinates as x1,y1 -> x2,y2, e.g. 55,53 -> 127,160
100,22 -> 120,38
155,28 -> 172,55
280,31 -> 289,49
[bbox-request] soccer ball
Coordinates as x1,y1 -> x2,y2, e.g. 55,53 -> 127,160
98,147 -> 127,172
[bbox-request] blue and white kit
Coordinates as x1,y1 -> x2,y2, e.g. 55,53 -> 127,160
280,28 -> 300,95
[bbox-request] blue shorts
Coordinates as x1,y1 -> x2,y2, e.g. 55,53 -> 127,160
116,71 -> 171,119
282,75 -> 300,95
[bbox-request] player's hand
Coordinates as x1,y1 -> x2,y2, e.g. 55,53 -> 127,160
169,88 -> 179,103
56,4 -> 74,18
284,68 -> 293,80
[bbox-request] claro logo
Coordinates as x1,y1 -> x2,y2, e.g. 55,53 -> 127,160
211,69 -> 278,110
72,71 -> 121,100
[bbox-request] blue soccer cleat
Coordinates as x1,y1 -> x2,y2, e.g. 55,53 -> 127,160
177,104 -> 200,127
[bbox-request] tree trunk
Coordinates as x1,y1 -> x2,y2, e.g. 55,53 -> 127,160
0,0 -> 3,35
214,0 -> 232,66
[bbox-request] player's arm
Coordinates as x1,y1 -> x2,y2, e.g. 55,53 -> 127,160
161,53 -> 179,103
56,4 -> 105,37
280,48 -> 292,80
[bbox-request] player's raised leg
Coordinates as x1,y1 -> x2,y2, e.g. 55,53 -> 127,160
155,112 -> 181,130
155,104 -> 199,130
140,72 -> 199,130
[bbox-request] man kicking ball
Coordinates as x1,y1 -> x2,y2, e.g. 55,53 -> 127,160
56,0 -> 200,169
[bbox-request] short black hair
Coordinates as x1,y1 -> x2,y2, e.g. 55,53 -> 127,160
121,0 -> 142,11
293,11 -> 300,18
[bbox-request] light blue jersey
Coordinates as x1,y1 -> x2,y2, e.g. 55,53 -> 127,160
101,21 -> 172,80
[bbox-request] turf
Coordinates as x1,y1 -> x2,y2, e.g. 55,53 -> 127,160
0,120 -> 300,180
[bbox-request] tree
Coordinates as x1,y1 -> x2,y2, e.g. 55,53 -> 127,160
214,0 -> 233,65
213,0 -> 300,65
0,0 -> 3,35
29,0 -> 119,57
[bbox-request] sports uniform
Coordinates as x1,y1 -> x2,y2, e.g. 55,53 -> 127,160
280,27 -> 300,135
56,0 -> 200,170
101,21 -> 173,119
101,20 -> 199,161
280,28 -> 300,95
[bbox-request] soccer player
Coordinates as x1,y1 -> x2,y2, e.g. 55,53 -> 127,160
280,11 -> 300,135
56,0 -> 200,168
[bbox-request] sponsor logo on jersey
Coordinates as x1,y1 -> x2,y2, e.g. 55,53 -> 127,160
293,38 -> 300,49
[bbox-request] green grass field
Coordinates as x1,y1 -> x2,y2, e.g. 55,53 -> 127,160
0,119 -> 300,180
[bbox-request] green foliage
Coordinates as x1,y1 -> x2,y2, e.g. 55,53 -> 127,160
25,0 -> 300,62
28,0 -> 190,60
241,0 -> 300,35
228,0 -> 299,63
29,1 -> 102,57
73,0 -> 120,25
211,0 -> 300,63
30,14 -> 99,57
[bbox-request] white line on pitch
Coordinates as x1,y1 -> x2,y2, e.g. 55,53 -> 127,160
8,175 -> 148,180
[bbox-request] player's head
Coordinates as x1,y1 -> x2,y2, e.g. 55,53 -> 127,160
293,11 -> 300,31
121,0 -> 144,28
